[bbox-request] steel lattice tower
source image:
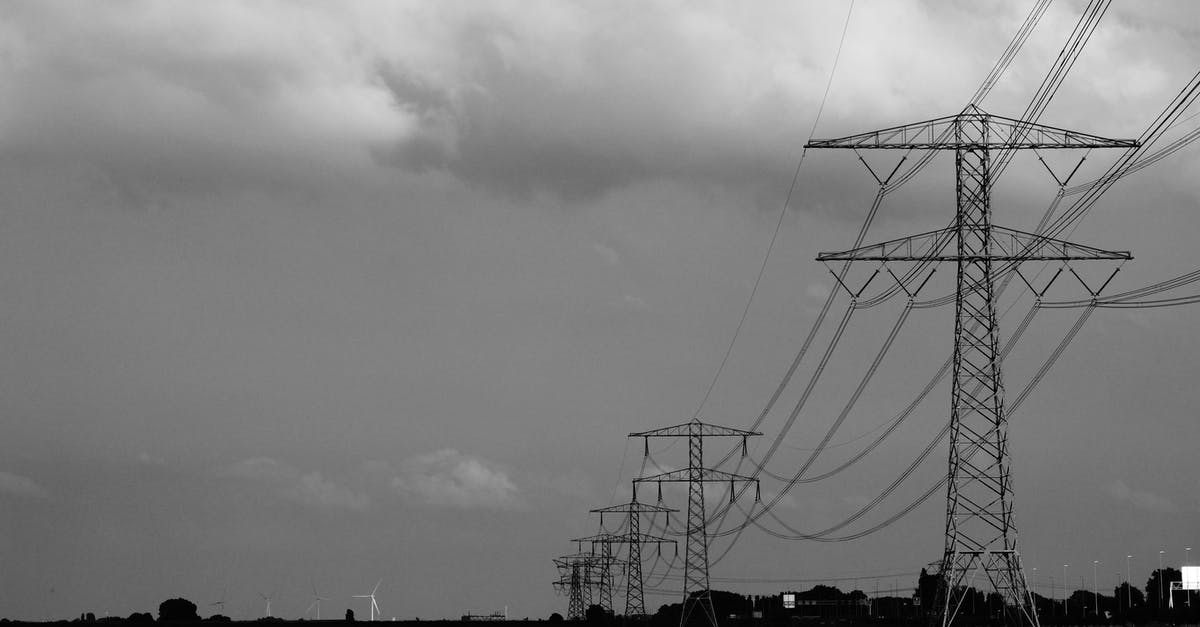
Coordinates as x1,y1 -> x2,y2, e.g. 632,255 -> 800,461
571,536 -> 629,615
631,420 -> 761,627
556,553 -> 608,620
584,499 -> 677,618
808,106 -> 1135,627
553,560 -> 585,621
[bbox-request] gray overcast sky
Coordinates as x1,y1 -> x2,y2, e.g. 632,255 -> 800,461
1,0 -> 1199,621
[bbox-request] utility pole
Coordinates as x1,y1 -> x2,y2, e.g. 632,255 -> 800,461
808,106 -> 1135,627
588,499 -> 678,618
631,419 -> 761,627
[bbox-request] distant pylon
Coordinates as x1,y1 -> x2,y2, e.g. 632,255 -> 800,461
808,106 -> 1135,627
569,537 -> 627,615
631,419 -> 761,627
555,552 -> 606,620
589,498 -> 678,618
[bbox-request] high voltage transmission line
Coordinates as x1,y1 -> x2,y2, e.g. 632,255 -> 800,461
555,2 -> 1200,625
703,0 -> 1159,546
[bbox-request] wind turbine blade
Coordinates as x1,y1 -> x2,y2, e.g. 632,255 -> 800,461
372,579 -> 382,595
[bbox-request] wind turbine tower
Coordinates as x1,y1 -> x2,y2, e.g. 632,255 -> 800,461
210,588 -> 228,617
354,580 -> 382,622
307,583 -> 329,620
258,593 -> 274,619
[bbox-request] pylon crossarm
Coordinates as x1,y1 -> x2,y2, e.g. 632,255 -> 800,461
590,501 -> 677,514
633,468 -> 758,484
819,228 -> 954,262
629,421 -> 762,439
807,106 -> 1138,150
818,226 -> 1128,262
572,532 -> 675,545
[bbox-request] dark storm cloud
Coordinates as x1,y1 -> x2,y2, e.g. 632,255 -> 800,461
0,1 -> 1199,622
0,2 -> 414,203
369,2 -> 855,201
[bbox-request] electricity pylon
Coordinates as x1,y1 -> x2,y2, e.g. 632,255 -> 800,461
808,105 -> 1136,627
555,553 -> 605,620
570,535 -> 629,615
553,559 -> 585,620
576,525 -> 676,617
631,420 -> 761,627
590,499 -> 678,618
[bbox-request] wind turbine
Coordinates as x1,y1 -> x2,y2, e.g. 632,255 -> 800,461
306,583 -> 328,620
210,587 -> 228,617
258,592 -> 274,619
353,580 -> 381,622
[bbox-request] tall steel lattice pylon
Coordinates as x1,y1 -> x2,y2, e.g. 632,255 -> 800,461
555,553 -> 606,620
570,535 -> 629,615
807,105 -> 1137,627
552,559 -> 585,621
631,420 -> 761,627
586,499 -> 678,618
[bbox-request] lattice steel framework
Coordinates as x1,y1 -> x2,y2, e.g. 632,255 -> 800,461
571,536 -> 630,615
553,561 -> 584,621
587,499 -> 678,618
631,420 -> 761,627
808,105 -> 1135,627
555,553 -> 607,621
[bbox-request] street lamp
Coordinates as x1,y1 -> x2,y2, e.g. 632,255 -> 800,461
1065,564 -> 1070,618
1127,555 -> 1133,611
1094,560 -> 1100,617
1160,550 -> 1166,613
1116,571 -> 1122,615
1189,548 -> 1193,608
1032,567 -> 1038,600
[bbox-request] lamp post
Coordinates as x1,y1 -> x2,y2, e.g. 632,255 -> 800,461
1094,560 -> 1100,617
1032,567 -> 1038,601
1188,548 -> 1193,609
1127,555 -> 1133,612
1065,564 -> 1070,619
1116,571 -> 1122,615
1160,550 -> 1166,614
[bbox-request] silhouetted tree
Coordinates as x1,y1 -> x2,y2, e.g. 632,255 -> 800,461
205,615 -> 231,622
916,568 -> 939,618
585,604 -> 611,623
127,612 -> 153,623
1114,581 -> 1145,613
1146,567 -> 1181,614
548,612 -> 564,622
345,608 -> 355,621
158,599 -> 198,622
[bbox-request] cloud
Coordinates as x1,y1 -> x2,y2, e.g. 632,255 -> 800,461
226,457 -> 370,512
1106,480 -> 1177,513
393,449 -> 520,509
286,471 -> 370,512
0,1 -> 416,201
0,471 -> 50,500
137,452 -> 166,466
592,243 -> 621,266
